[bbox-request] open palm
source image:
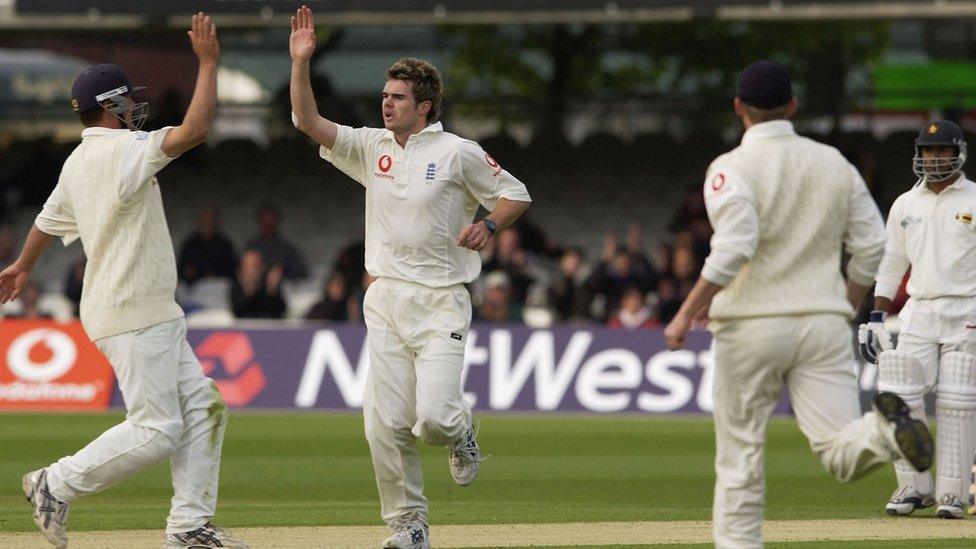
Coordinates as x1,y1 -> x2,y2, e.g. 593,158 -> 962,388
290,5 -> 317,61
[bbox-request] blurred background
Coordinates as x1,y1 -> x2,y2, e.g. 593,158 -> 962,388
0,0 -> 964,411
0,0 -> 963,329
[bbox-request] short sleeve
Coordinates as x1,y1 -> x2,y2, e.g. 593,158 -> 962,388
35,180 -> 79,246
118,126 -> 178,204
320,124 -> 373,187
456,139 -> 531,210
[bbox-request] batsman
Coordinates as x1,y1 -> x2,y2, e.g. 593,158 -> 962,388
860,119 -> 976,519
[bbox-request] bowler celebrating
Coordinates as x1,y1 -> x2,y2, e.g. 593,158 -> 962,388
0,13 -> 248,549
288,6 -> 531,549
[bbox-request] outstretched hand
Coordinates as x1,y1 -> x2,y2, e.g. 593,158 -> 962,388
290,5 -> 317,61
0,263 -> 28,304
188,12 -> 219,64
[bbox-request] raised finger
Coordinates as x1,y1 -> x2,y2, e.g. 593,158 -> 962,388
300,6 -> 308,28
306,6 -> 314,27
291,15 -> 297,32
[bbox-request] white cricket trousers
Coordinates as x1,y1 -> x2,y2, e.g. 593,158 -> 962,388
362,277 -> 473,527
888,296 -> 976,500
711,314 -> 894,549
44,318 -> 227,534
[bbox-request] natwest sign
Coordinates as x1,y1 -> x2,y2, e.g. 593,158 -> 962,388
293,326 -> 724,414
0,320 -> 114,410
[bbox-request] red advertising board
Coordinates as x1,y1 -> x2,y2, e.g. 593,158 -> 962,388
0,320 -> 114,410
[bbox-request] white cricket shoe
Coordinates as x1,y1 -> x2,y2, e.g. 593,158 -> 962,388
449,426 -> 483,486
22,468 -> 69,549
885,485 -> 935,516
936,494 -> 965,519
164,522 -> 250,548
382,517 -> 430,549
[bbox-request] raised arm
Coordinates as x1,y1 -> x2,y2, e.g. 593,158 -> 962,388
161,12 -> 220,158
289,5 -> 338,149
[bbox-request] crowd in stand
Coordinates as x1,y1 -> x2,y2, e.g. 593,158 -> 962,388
0,183 -> 717,329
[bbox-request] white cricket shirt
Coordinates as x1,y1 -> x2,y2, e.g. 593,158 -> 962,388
35,126 -> 184,340
321,122 -> 531,288
875,176 -> 976,300
701,120 -> 886,320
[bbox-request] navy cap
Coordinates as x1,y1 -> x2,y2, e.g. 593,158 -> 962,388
916,119 -> 965,148
70,64 -> 145,113
737,60 -> 793,109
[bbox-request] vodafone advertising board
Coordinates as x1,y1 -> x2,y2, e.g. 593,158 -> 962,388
0,320 -> 114,410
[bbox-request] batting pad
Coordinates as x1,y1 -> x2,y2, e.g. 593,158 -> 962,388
936,351 -> 976,502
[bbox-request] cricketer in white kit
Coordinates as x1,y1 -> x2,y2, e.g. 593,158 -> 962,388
859,119 -> 976,519
287,6 -> 531,549
0,14 -> 248,549
664,60 -> 934,549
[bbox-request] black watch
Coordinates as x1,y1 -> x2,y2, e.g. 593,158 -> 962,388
481,218 -> 497,235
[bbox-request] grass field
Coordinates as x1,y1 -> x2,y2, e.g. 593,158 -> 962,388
0,412 -> 972,547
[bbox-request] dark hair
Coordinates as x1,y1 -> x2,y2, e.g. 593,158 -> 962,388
743,103 -> 791,123
385,58 -> 443,123
78,107 -> 105,127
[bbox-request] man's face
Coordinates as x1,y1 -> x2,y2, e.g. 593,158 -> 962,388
382,79 -> 425,133
920,145 -> 958,180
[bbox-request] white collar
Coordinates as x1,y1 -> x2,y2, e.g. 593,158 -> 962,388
741,120 -> 795,145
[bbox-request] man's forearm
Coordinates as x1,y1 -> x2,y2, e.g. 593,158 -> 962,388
676,277 -> 724,321
289,59 -> 317,132
181,60 -> 218,141
846,280 -> 871,312
873,295 -> 893,313
486,198 -> 530,230
16,225 -> 54,272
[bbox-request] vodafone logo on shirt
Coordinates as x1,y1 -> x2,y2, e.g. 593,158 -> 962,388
374,155 -> 395,179
485,153 -> 502,176
0,320 -> 114,410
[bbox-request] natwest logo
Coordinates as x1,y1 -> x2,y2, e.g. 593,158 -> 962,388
0,321 -> 114,410
195,332 -> 267,407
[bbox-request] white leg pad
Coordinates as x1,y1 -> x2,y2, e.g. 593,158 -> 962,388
936,351 -> 976,502
878,350 -> 933,494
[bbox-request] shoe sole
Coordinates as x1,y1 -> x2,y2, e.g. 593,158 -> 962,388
873,392 -> 934,472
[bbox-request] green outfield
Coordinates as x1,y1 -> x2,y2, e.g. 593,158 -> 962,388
0,412 -> 972,547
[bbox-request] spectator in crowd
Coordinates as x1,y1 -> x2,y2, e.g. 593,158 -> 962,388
64,258 -> 85,316
547,247 -> 590,322
9,281 -> 52,319
230,249 -> 286,319
0,225 -> 15,266
306,271 -> 354,321
178,204 -> 238,284
245,203 -> 308,280
586,226 -> 656,320
607,284 -> 655,329
481,227 -> 537,306
656,276 -> 682,323
332,238 -> 366,293
477,271 -> 520,322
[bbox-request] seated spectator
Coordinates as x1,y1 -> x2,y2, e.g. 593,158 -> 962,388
64,258 -> 85,316
306,272 -> 353,321
608,285 -> 655,329
9,281 -> 52,320
231,249 -> 286,319
245,203 -> 308,280
481,228 -> 536,306
477,271 -> 521,322
178,204 -> 238,284
547,247 -> 590,322
586,229 -> 656,321
0,225 -> 15,266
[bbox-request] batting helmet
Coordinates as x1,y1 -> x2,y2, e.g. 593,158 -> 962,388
913,120 -> 967,183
